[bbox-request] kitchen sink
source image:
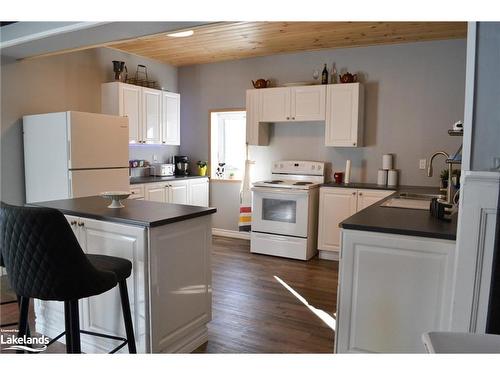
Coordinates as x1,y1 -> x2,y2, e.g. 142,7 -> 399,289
380,192 -> 445,210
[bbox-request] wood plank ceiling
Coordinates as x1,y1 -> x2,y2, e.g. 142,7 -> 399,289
107,22 -> 467,67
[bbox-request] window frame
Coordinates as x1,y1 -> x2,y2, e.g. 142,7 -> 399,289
208,108 -> 246,182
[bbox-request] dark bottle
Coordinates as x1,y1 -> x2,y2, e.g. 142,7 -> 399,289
321,64 -> 328,84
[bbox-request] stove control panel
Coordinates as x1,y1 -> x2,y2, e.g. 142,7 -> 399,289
271,160 -> 325,176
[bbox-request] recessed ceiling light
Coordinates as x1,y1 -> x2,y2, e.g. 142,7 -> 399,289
166,30 -> 194,38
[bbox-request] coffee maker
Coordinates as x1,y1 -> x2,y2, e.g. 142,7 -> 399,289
174,156 -> 190,175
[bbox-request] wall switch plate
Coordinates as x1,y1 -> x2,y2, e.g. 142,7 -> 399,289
153,154 -> 158,162
419,159 -> 427,169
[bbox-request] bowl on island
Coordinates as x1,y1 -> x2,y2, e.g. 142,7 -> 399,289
99,191 -> 131,208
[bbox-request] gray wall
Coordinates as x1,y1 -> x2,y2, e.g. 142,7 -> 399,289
471,22 -> 500,171
179,39 -> 467,231
1,47 -> 178,204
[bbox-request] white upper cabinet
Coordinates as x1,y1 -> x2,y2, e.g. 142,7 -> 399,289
260,86 -> 325,122
260,87 -> 291,122
246,89 -> 269,146
102,82 -> 141,143
290,85 -> 326,121
101,82 -> 180,145
161,92 -> 180,145
325,83 -> 364,147
142,88 -> 162,144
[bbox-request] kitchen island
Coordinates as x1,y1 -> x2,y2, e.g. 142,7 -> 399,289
334,188 -> 457,353
32,196 -> 216,353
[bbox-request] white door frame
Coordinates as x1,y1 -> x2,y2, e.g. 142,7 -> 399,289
450,22 -> 500,333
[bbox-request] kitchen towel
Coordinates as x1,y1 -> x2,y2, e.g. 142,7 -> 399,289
239,146 -> 255,232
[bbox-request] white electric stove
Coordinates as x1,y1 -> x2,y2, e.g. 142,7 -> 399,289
250,160 -> 325,260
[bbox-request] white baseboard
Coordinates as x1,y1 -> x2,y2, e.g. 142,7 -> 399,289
319,250 -> 339,261
212,228 -> 250,240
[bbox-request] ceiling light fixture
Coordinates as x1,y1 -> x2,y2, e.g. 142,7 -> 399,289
166,30 -> 194,38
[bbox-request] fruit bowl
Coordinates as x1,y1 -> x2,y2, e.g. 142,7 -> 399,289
99,191 -> 131,208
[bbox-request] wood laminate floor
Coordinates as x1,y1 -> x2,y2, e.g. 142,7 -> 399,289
0,236 -> 338,354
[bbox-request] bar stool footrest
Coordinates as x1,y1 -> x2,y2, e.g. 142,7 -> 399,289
46,330 -> 129,354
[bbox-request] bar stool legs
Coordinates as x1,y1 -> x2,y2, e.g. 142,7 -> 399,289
119,280 -> 137,354
17,296 -> 30,354
63,301 -> 73,353
68,300 -> 81,354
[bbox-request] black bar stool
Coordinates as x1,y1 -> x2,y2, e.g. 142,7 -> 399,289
0,202 -> 137,354
0,254 -> 20,329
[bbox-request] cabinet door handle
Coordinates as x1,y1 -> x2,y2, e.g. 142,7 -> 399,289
292,117 -> 295,120
77,222 -> 84,227
359,192 -> 363,196
352,192 -> 356,195
70,220 -> 77,226
353,142 -> 356,146
162,141 -> 166,144
286,117 -> 290,120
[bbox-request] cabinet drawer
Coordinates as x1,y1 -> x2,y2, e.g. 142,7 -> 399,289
129,184 -> 145,200
251,232 -> 308,260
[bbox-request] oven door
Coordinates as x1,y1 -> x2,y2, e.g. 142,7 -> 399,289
251,187 -> 309,237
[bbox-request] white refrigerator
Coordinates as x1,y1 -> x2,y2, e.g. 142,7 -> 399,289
23,111 -> 129,203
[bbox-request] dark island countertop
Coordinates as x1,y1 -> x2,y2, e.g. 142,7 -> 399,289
32,196 -> 216,228
336,185 -> 457,241
130,175 -> 207,185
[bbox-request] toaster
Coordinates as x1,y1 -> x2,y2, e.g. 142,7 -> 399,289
151,163 -> 175,177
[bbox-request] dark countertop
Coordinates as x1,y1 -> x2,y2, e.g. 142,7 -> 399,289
130,175 -> 207,185
32,196 -> 216,228
336,185 -> 457,241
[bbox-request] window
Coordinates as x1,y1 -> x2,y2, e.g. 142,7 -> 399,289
210,110 -> 246,180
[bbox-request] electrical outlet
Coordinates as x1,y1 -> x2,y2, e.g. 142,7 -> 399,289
419,159 -> 426,170
153,154 -> 158,162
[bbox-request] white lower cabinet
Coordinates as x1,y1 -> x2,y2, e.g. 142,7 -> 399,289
335,230 -> 456,353
35,217 -> 147,353
318,188 -> 357,254
145,183 -> 166,202
138,177 -> 209,207
168,180 -> 189,204
317,187 -> 392,258
34,214 -> 213,353
188,178 -> 209,207
356,189 -> 394,211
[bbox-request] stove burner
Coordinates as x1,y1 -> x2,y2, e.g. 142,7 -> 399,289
264,180 -> 284,183
293,181 -> 313,186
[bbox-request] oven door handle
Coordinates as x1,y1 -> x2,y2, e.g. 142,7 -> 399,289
251,187 -> 309,195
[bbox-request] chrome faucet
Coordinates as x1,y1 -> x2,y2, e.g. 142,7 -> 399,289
427,151 -> 453,205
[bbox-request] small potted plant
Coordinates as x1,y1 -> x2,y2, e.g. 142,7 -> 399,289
197,161 -> 208,176
440,169 -> 461,189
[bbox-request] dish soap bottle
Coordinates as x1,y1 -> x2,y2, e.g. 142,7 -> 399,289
321,64 -> 328,84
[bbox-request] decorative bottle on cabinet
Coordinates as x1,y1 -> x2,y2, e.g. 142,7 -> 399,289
321,64 -> 328,84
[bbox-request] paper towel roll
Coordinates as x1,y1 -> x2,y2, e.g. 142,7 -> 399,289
387,169 -> 398,186
377,169 -> 388,185
382,154 -> 393,170
345,160 -> 351,184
